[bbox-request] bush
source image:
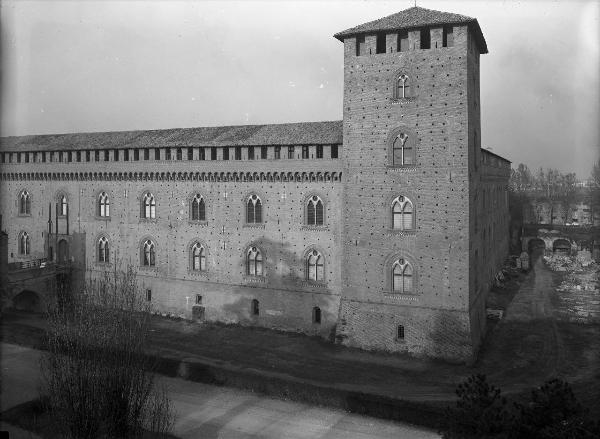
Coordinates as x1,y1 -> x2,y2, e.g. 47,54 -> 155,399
442,376 -> 600,439
511,379 -> 600,439
40,266 -> 174,438
442,374 -> 512,439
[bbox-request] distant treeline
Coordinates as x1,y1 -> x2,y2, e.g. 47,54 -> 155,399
509,159 -> 599,200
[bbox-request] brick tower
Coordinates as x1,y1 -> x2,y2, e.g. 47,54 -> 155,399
334,7 -> 489,361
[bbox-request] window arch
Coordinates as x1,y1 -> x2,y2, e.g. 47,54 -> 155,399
306,195 -> 324,226
306,250 -> 325,281
190,242 -> 206,271
141,192 -> 156,219
392,133 -> 413,166
18,231 -> 30,255
391,71 -> 416,100
190,194 -> 206,221
98,236 -> 109,263
59,194 -> 68,216
246,246 -> 263,276
141,239 -> 156,267
98,192 -> 110,217
392,258 -> 413,294
19,190 -> 31,215
397,74 -> 410,98
246,195 -> 262,223
392,196 -> 414,230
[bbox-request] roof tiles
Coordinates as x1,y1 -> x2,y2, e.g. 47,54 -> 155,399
0,121 -> 343,152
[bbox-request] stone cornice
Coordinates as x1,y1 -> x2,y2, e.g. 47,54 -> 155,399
1,169 -> 343,183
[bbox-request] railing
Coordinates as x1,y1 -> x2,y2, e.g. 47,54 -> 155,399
8,258 -> 53,271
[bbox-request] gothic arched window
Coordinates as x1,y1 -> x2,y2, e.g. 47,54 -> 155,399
246,246 -> 263,276
392,196 -> 414,230
246,195 -> 262,223
191,242 -> 206,271
142,192 -> 156,219
141,239 -> 156,267
397,74 -> 410,98
98,192 -> 110,217
19,190 -> 31,215
18,231 -> 30,255
59,195 -> 68,216
98,236 -> 109,263
306,250 -> 324,281
392,258 -> 413,293
306,196 -> 324,226
190,194 -> 206,221
392,132 -> 413,166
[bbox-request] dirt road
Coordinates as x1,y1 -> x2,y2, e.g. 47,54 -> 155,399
505,251 -> 554,321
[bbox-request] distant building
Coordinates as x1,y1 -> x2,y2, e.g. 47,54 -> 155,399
0,7 -> 510,362
575,178 -> 597,188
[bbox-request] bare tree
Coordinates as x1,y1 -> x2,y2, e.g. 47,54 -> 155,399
509,163 -> 533,194
41,266 -> 174,439
592,157 -> 600,188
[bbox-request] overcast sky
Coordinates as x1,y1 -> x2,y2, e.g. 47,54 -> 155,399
1,0 -> 598,178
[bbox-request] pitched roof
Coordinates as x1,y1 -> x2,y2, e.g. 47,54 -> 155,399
334,6 -> 487,54
0,121 -> 343,152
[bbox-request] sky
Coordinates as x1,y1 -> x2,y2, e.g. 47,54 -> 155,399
1,0 -> 598,179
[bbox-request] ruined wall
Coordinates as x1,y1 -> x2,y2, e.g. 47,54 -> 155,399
523,198 -> 600,226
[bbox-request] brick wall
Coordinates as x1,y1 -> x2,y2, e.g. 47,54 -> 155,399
0,156 -> 343,338
339,24 -> 505,361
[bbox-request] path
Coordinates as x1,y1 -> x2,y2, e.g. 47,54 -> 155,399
505,250 -> 554,321
1,343 -> 440,439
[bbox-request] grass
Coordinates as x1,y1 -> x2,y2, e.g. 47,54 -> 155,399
2,257 -> 599,427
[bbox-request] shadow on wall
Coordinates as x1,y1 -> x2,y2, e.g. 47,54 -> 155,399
428,311 -> 472,362
219,237 -> 338,338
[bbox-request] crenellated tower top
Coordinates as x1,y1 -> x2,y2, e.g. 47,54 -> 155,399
334,6 -> 487,55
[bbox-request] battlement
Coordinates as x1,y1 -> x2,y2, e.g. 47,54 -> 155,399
348,24 -> 463,57
334,6 -> 487,54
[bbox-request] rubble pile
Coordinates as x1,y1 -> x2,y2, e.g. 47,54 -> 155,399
546,251 -> 600,323
557,271 -> 599,293
543,254 -> 586,272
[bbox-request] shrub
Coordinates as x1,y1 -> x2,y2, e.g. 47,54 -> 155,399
512,378 -> 600,439
443,376 -> 600,439
442,374 -> 512,439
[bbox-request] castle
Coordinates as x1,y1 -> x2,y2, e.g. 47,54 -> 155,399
0,7 -> 510,361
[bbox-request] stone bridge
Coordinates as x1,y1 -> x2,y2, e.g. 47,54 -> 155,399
521,224 -> 600,257
1,258 -> 70,312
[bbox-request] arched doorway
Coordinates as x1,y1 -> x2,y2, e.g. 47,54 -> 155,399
12,290 -> 42,312
553,239 -> 571,255
58,239 -> 69,263
528,238 -> 545,253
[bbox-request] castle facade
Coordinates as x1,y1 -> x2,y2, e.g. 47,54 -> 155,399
0,7 -> 510,361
